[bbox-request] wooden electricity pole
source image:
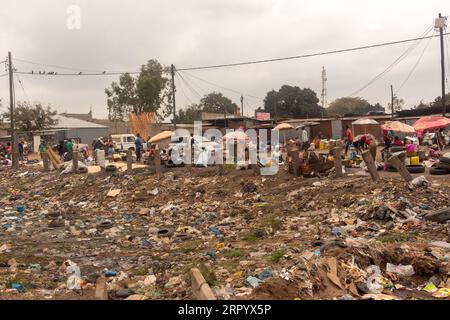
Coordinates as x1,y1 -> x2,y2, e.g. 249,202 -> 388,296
171,64 -> 177,129
8,52 -> 18,170
437,14 -> 447,116
390,85 -> 394,119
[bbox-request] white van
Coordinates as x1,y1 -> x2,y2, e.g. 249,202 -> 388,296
111,134 -> 148,152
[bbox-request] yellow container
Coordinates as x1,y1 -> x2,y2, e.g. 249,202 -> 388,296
410,156 -> 420,166
319,143 -> 325,150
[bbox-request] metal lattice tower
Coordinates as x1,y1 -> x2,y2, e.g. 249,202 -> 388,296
321,66 -> 327,109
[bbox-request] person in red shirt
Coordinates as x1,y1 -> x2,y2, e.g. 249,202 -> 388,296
344,126 -> 354,157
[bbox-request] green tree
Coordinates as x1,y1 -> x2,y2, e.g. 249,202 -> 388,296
2,101 -> 58,132
199,92 -> 239,114
430,92 -> 450,108
414,100 -> 430,109
327,97 -> 384,116
105,59 -> 171,121
262,85 -> 323,119
388,95 -> 405,113
174,104 -> 202,124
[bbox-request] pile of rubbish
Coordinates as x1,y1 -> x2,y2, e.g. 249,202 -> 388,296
0,164 -> 449,300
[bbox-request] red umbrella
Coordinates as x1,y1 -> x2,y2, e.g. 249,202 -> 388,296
413,116 -> 450,132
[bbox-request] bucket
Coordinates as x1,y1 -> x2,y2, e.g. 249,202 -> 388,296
410,156 -> 420,166
319,143 -> 325,150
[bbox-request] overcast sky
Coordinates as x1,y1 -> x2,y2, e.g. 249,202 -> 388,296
0,0 -> 449,119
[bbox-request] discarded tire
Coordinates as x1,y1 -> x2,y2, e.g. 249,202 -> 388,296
76,167 -> 88,174
157,228 -> 173,238
390,146 -> 405,153
387,165 -> 398,172
429,167 -> 449,175
437,161 -> 450,170
406,165 -> 425,173
438,156 -> 450,165
105,165 -> 117,172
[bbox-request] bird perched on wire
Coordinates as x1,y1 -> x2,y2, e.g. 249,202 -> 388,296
102,71 -> 106,74
78,72 -> 82,75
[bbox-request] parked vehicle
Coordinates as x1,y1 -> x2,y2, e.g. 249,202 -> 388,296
167,135 -> 222,166
111,134 -> 148,152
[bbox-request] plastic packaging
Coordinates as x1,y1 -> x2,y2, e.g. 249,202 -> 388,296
366,265 -> 384,294
386,263 -> 415,277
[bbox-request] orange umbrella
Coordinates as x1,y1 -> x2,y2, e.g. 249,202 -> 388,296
413,116 -> 450,132
273,123 -> 294,131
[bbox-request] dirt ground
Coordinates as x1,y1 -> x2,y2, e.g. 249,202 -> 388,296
0,150 -> 449,300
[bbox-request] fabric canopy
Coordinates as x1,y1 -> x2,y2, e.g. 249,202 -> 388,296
223,131 -> 249,141
381,121 -> 415,133
149,130 -> 173,143
413,116 -> 450,132
273,123 -> 294,131
352,118 -> 379,125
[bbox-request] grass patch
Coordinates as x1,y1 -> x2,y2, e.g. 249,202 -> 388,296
243,229 -> 265,243
183,263 -> 217,287
269,249 -> 285,263
177,240 -> 202,254
377,232 -> 417,243
224,249 -> 244,259
131,266 -> 148,276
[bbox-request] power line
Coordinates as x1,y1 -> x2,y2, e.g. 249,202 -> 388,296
176,76 -> 195,106
13,58 -> 131,73
396,33 -> 434,95
176,71 -> 203,100
0,73 -> 9,77
14,70 -> 140,76
350,24 -> 434,96
179,70 -> 264,101
177,31 -> 448,71
15,73 -> 31,104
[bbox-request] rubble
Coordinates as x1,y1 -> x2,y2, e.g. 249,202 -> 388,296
0,164 -> 449,300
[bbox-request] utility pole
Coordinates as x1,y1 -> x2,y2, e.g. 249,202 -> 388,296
171,64 -> 177,129
321,66 -> 327,119
390,85 -> 394,119
240,95 -> 244,117
436,14 -> 447,116
8,52 -> 18,170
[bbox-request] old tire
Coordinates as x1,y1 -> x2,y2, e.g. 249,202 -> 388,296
437,161 -> 450,170
387,165 -> 398,172
390,146 -> 405,153
105,165 -> 117,172
439,156 -> 450,164
406,165 -> 425,173
76,167 -> 88,174
429,167 -> 449,175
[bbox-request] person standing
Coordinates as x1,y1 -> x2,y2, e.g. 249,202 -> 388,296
344,125 -> 354,158
301,127 -> 310,151
65,139 -> 73,157
18,141 -> 24,162
135,133 -> 143,162
6,142 -> 12,160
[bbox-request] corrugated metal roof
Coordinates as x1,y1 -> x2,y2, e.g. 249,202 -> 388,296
53,115 -> 107,129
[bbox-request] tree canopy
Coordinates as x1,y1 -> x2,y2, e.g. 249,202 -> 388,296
105,59 -> 171,121
259,85 -> 324,119
327,97 -> 385,116
174,92 -> 238,123
2,101 -> 58,132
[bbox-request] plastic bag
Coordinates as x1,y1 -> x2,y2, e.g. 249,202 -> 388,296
386,263 -> 415,277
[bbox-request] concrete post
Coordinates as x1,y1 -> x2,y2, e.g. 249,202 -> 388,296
41,152 -> 49,172
387,154 -> 413,182
72,151 -> 78,173
126,149 -> 132,174
362,150 -> 380,181
331,147 -> 343,178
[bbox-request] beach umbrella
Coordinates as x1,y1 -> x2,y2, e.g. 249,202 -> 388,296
381,121 -> 415,133
223,131 -> 249,141
273,123 -> 294,131
149,130 -> 173,143
273,123 -> 294,145
352,118 -> 379,125
413,116 -> 450,132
